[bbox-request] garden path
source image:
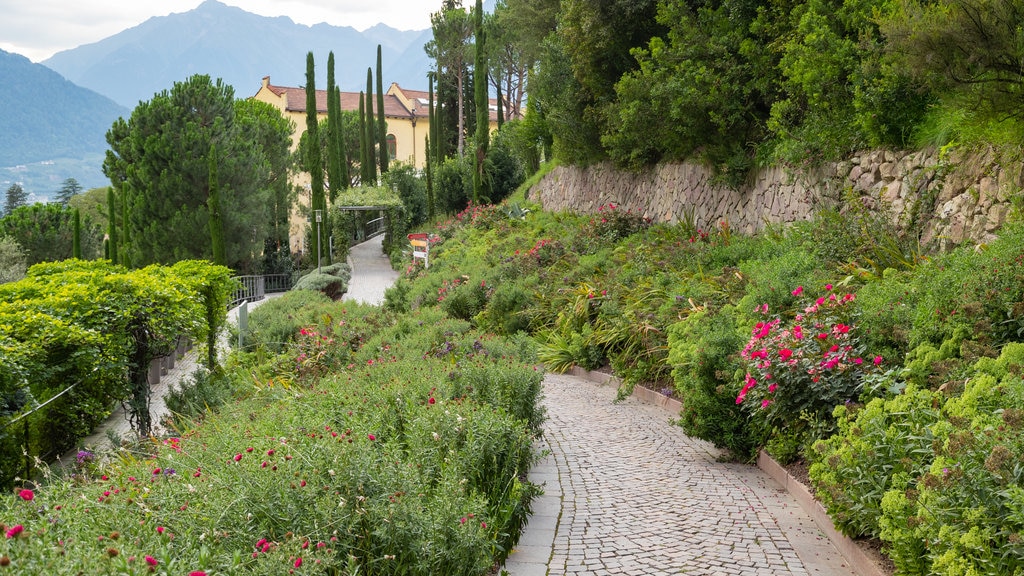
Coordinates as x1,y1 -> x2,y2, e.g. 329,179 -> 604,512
342,234 -> 399,306
502,373 -> 862,576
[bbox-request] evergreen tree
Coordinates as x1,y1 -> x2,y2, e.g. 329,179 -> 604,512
104,75 -> 287,270
72,208 -> 81,259
120,183 -> 131,267
337,87 -> 351,189
365,68 -> 377,183
427,73 -> 437,221
472,0 -> 489,204
326,52 -> 344,202
358,92 -> 369,184
305,52 -> 326,269
4,184 -> 27,216
54,177 -> 83,207
106,187 -> 118,265
207,144 -> 225,265
376,45 -> 389,174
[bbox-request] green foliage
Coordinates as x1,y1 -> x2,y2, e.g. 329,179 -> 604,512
812,345 -> 1024,575
3,184 -> 27,217
737,285 -> 885,441
292,263 -> 352,301
104,74 -> 291,272
0,259 -> 233,486
668,309 -> 759,457
0,296 -> 542,574
809,384 -> 940,538
0,203 -> 103,264
383,163 -> 428,228
0,236 -> 26,284
434,155 -> 473,214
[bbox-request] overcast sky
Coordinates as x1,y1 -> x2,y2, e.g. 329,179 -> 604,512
0,0 -> 436,62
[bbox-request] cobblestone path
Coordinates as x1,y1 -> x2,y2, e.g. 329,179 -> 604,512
503,373 -> 859,576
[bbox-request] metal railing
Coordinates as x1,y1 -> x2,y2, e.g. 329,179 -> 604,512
365,217 -> 386,240
230,274 -> 293,309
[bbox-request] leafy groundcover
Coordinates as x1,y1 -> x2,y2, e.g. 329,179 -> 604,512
0,294 -> 543,576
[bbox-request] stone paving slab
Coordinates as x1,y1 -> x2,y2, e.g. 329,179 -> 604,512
342,234 -> 400,306
502,373 -> 862,576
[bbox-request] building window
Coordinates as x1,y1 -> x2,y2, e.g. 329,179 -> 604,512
386,134 -> 397,160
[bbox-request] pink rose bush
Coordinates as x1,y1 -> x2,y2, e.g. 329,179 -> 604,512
738,285 -> 882,433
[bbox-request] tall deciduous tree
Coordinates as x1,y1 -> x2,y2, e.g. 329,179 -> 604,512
376,45 -> 389,174
103,74 -> 286,271
472,0 -> 488,203
427,1 -> 473,157
235,98 -> 295,274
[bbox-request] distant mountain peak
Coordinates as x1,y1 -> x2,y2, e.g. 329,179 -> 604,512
42,3 -> 431,109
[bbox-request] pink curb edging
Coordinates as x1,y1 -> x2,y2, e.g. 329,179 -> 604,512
568,365 -> 885,576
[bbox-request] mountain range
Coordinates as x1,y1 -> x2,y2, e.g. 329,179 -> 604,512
0,49 -> 126,197
3,0 -> 464,198
43,0 -> 435,109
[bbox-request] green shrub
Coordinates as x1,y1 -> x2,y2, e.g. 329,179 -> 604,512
809,383 -> 941,538
878,345 -> 1024,575
292,263 -> 351,300
737,284 -> 885,440
667,308 -> 759,458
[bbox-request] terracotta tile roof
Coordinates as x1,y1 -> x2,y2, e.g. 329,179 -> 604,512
263,78 -> 420,119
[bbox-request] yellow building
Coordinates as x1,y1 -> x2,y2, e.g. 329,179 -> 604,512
251,76 -> 500,252
252,76 -> 433,169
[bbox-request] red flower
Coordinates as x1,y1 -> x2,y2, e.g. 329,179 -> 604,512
5,525 -> 24,539
156,526 -> 165,534
779,349 -> 793,361
792,286 -> 803,296
428,397 -> 435,405
233,453 -> 243,462
294,558 -> 303,568
873,355 -> 883,366
367,434 -> 376,441
189,572 -> 208,576
145,555 -> 158,566
18,489 -> 33,501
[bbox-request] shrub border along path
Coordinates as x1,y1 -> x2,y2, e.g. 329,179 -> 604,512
502,368 -> 870,576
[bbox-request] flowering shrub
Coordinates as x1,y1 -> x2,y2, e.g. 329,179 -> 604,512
738,285 -> 883,434
588,204 -> 651,242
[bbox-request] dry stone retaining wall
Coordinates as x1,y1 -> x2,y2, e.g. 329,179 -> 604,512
530,148 -> 1021,247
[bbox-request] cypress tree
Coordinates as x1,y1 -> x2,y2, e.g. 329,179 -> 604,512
326,52 -> 343,202
305,51 -> 325,267
426,73 -> 437,221
376,45 -> 389,174
425,135 -> 435,221
472,0 -> 488,204
72,208 -> 82,259
336,86 -> 350,191
107,187 -> 119,265
365,68 -> 376,183
362,91 -> 374,183
120,183 -> 130,266
496,82 -> 504,128
208,144 -> 226,265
